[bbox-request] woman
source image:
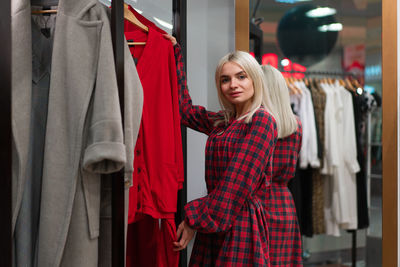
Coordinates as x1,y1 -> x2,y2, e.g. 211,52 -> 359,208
167,35 -> 278,266
261,65 -> 303,266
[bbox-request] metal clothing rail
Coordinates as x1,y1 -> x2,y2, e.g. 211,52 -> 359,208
284,69 -> 360,267
110,0 -> 125,266
280,69 -> 359,77
172,1 -> 187,266
0,1 -> 12,266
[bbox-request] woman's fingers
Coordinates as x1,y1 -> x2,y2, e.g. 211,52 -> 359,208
176,222 -> 184,239
162,33 -> 177,46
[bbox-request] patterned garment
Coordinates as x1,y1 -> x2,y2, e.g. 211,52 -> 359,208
264,119 -> 303,266
174,45 -> 278,266
309,80 -> 326,234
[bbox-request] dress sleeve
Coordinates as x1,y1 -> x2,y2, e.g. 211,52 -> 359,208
173,44 -> 222,135
184,110 -> 278,233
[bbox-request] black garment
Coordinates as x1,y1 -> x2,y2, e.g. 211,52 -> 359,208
289,166 -> 314,237
352,92 -> 369,229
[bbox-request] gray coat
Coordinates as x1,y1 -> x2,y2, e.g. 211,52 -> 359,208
11,0 -> 143,266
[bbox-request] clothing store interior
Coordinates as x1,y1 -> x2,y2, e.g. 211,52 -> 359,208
248,1 -> 382,266
1,0 -> 392,266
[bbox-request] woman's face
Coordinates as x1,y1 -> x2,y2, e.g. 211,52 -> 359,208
220,62 -> 255,110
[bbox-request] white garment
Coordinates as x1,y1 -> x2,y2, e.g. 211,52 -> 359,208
321,82 -> 360,235
291,81 -> 320,169
334,83 -> 360,230
320,83 -> 341,175
320,82 -> 341,236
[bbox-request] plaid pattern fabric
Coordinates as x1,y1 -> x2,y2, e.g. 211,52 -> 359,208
263,118 -> 303,266
174,45 -> 278,266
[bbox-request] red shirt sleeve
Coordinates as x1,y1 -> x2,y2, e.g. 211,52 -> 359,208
173,44 -> 223,135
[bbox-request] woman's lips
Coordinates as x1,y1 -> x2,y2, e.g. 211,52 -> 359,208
230,92 -> 242,97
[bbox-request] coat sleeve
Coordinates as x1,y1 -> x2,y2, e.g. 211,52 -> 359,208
82,14 -> 126,174
174,44 -> 222,135
184,110 -> 277,233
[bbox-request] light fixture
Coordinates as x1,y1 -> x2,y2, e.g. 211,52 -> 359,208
318,23 -> 343,32
281,59 -> 290,67
275,0 -> 312,3
306,7 -> 337,18
153,17 -> 173,30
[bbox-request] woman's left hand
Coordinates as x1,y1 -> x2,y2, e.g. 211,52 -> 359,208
163,33 -> 177,46
173,220 -> 196,251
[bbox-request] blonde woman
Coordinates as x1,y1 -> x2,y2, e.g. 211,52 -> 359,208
262,65 -> 303,266
165,36 -> 278,266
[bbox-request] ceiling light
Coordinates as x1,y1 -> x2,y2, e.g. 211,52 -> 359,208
275,0 -> 312,3
153,17 -> 173,30
318,23 -> 343,32
306,7 -> 337,18
281,59 -> 290,66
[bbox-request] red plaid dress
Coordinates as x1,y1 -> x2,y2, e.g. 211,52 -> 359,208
264,119 -> 303,266
174,45 -> 277,266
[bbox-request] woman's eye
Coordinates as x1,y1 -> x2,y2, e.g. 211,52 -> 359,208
221,78 -> 229,83
238,75 -> 246,80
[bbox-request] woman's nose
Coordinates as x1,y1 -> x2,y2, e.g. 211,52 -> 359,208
230,78 -> 238,88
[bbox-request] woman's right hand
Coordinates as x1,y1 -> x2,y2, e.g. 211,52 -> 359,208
173,220 -> 195,251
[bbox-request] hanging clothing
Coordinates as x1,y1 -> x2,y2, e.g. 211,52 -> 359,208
308,80 -> 327,235
11,0 -> 143,266
124,7 -> 183,267
125,7 -> 184,223
265,118 -> 303,266
291,82 -> 319,169
320,82 -> 360,235
174,45 -> 278,267
351,90 -> 369,229
14,13 -> 53,267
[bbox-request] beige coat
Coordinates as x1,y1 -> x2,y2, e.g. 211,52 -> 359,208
11,0 -> 143,266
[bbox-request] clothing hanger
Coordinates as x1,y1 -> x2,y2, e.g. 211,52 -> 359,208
124,3 -> 148,32
31,7 -> 57,15
124,3 -> 148,46
128,41 -> 146,46
31,9 -> 57,14
304,77 -> 310,87
345,78 -> 356,92
285,78 -> 295,95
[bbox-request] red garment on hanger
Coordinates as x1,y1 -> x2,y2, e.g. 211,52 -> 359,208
125,7 -> 183,223
124,6 -> 183,267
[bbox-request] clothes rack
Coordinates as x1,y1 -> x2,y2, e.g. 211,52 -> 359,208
172,0 -> 188,266
284,70 -> 362,267
0,1 -> 187,267
0,1 -> 12,266
110,0 -> 126,266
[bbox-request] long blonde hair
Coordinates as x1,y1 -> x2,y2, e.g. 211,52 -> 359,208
214,51 -> 277,124
261,65 -> 298,138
